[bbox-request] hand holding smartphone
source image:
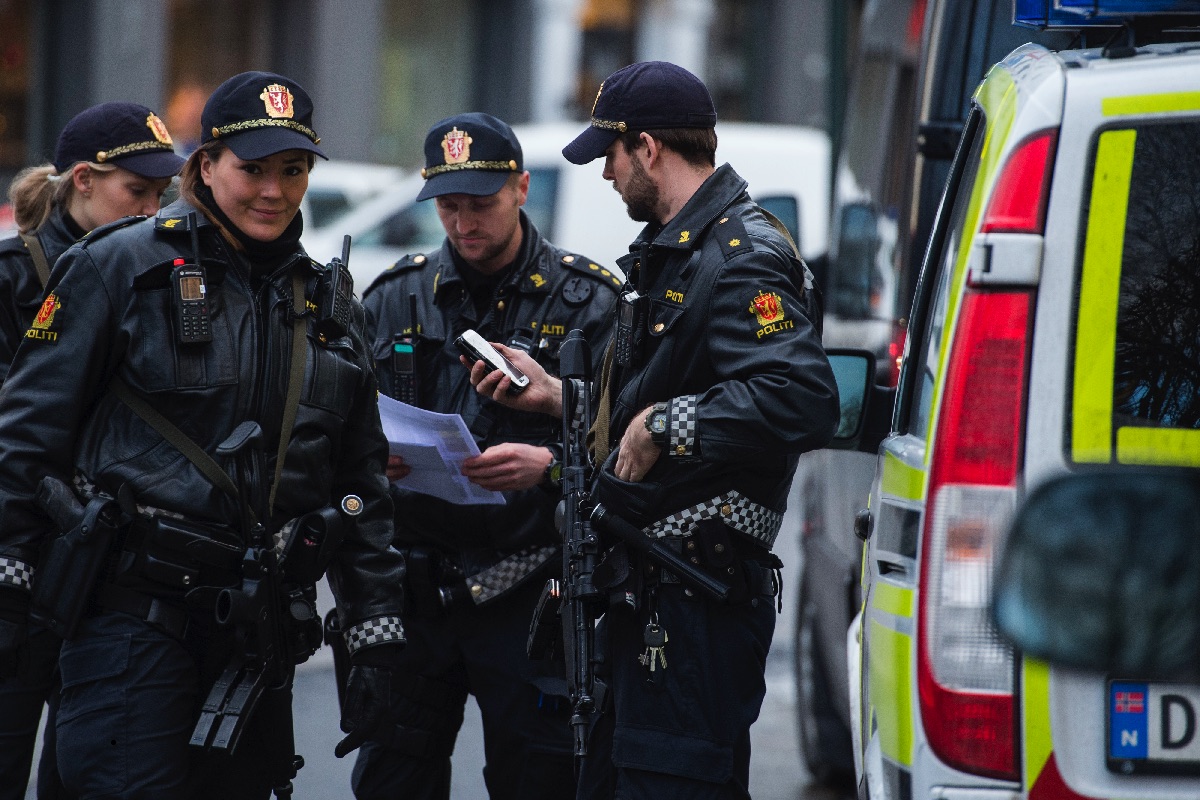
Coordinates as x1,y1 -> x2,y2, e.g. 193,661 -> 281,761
455,329 -> 530,395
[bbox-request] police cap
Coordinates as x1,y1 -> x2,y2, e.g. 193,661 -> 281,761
53,102 -> 186,179
417,112 -> 523,202
201,71 -> 327,161
563,61 -> 717,165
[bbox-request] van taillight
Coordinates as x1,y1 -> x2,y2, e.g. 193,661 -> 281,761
917,288 -> 1032,781
980,129 -> 1057,235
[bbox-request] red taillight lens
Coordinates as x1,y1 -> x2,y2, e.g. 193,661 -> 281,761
886,320 -> 906,388
918,288 -> 1033,781
980,130 -> 1057,235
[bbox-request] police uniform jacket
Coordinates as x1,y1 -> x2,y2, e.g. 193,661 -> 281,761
362,210 -> 618,604
596,164 -> 839,551
0,199 -> 405,642
0,207 -> 80,383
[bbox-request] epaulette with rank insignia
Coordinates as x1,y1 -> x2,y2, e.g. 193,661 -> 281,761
81,215 -> 146,245
152,213 -> 195,234
714,214 -> 753,261
364,252 -> 430,296
559,253 -> 624,291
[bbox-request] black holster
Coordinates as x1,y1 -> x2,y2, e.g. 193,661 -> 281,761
31,478 -> 128,640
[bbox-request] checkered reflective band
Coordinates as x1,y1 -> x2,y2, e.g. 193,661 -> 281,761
344,615 -> 405,656
0,557 -> 34,591
644,490 -> 784,549
668,394 -> 698,457
568,379 -> 588,435
468,545 -> 557,604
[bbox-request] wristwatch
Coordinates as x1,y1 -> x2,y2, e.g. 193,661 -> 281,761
644,402 -> 670,449
543,448 -> 563,488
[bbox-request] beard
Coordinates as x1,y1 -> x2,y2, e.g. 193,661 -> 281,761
619,154 -> 659,223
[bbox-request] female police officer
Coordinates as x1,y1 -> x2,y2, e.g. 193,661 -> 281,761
0,72 -> 405,799
0,100 -> 184,800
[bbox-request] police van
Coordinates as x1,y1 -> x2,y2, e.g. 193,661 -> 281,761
844,2 -> 1200,798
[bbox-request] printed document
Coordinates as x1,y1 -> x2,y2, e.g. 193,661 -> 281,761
376,392 -> 505,505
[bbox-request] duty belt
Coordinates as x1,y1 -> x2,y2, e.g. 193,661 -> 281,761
644,490 -> 783,550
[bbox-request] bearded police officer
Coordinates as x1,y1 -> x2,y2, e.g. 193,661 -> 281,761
0,72 -> 406,798
352,113 -> 618,800
470,62 -> 839,799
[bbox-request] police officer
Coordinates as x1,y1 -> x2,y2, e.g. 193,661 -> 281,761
0,100 -> 184,800
0,71 -> 405,799
352,112 -> 618,800
470,62 -> 839,799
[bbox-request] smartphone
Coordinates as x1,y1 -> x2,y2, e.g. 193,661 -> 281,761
455,329 -> 530,395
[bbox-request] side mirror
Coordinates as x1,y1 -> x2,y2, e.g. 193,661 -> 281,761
825,348 -> 893,454
992,469 -> 1200,678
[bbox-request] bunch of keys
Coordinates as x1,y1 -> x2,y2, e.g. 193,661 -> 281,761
638,618 -> 668,678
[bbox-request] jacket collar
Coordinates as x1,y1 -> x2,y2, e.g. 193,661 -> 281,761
434,209 -> 546,302
634,163 -> 750,254
38,206 -> 86,265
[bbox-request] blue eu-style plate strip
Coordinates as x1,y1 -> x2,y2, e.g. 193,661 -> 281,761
1111,681 -> 1149,760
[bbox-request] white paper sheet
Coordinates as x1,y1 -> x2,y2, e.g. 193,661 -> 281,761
376,392 -> 505,505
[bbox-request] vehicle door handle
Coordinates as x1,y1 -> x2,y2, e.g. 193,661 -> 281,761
854,508 -> 872,541
876,558 -> 907,578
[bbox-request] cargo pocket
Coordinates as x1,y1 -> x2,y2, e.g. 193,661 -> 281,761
612,723 -> 733,784
57,633 -> 131,794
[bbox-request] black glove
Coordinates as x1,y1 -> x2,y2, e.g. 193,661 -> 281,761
334,640 -> 404,758
0,588 -> 30,680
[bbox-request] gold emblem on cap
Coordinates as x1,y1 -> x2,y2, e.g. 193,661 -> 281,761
591,81 -> 605,115
146,113 -> 173,145
441,127 -> 472,166
261,84 -> 295,119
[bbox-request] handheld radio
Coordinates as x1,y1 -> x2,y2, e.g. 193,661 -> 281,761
391,293 -> 421,405
315,235 -> 353,341
172,212 -> 212,345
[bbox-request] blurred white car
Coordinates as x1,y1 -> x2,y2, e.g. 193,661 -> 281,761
304,122 -> 829,291
302,160 -> 406,233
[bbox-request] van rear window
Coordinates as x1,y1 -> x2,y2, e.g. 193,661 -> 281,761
1071,121 -> 1200,467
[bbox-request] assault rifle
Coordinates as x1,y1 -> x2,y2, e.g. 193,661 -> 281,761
189,421 -> 328,799
556,329 -> 606,756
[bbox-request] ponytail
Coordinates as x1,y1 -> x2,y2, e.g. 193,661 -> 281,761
8,164 -> 72,234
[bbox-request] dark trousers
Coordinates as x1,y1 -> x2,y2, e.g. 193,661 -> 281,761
54,610 -> 285,800
352,578 -> 574,800
0,626 -> 69,800
577,582 -> 776,800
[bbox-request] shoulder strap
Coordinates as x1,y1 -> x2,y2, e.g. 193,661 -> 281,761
271,271 -> 309,514
19,233 -> 52,289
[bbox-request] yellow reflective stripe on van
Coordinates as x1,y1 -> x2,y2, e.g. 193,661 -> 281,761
868,619 -> 913,766
1117,428 -> 1200,467
1103,92 -> 1200,116
881,451 -> 924,502
1072,129 -> 1137,463
922,69 -> 1020,446
1022,658 -> 1053,790
871,582 -> 913,618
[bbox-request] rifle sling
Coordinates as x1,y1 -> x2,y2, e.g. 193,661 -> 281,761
110,271 -> 310,518
20,232 -> 52,289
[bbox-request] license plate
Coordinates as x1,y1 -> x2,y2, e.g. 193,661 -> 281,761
1108,681 -> 1200,775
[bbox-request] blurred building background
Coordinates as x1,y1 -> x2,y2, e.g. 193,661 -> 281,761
0,0 -> 872,198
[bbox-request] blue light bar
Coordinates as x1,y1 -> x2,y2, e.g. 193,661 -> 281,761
1014,0 -> 1200,28
1058,0 -> 1200,13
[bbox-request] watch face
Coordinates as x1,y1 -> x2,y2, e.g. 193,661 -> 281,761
651,413 -> 667,434
550,463 -> 562,482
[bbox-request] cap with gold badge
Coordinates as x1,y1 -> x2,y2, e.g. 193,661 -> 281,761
53,102 -> 186,179
417,112 -> 523,202
201,71 -> 327,161
563,61 -> 717,166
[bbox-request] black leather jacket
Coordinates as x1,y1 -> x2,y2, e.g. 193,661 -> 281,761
362,211 -> 618,604
595,164 -> 839,549
0,199 -> 404,638
0,207 -> 81,383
